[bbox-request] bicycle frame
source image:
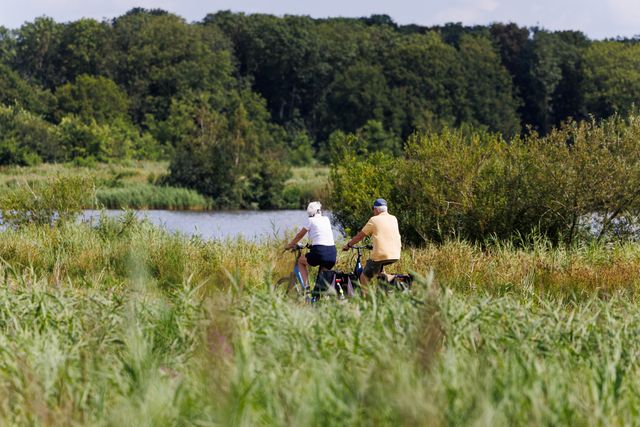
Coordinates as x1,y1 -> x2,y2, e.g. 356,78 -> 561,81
281,242 -> 340,303
350,244 -> 372,277
290,243 -> 310,295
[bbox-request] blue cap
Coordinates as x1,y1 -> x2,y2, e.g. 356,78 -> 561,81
373,198 -> 387,207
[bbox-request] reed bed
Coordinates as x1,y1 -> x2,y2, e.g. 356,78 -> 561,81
0,219 -> 639,425
96,184 -> 212,210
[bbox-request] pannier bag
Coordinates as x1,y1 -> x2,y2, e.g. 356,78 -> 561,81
313,271 -> 357,300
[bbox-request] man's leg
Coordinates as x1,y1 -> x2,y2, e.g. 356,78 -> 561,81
360,260 -> 381,296
359,272 -> 369,286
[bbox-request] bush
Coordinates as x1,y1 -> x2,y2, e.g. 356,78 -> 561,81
330,115 -> 640,244
0,105 -> 64,163
0,137 -> 42,166
0,175 -> 95,227
57,115 -> 160,161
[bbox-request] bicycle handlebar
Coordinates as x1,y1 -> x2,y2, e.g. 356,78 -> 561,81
350,244 -> 373,250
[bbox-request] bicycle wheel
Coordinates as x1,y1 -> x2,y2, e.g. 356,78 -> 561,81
275,274 -> 303,298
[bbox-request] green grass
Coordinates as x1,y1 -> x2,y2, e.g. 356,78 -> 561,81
1,219 -> 640,425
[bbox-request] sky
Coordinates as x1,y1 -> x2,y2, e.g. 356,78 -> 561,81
0,0 -> 639,39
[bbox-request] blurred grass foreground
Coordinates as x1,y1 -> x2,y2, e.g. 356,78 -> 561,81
0,208 -> 639,425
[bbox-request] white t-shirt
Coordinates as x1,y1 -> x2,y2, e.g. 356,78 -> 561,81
303,215 -> 335,246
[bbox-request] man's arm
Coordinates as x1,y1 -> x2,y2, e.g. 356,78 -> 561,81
285,228 -> 308,250
342,230 -> 367,251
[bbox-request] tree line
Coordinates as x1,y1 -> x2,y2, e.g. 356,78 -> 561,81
0,9 -> 639,208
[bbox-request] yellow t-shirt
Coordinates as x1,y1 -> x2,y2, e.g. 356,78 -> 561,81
361,212 -> 401,261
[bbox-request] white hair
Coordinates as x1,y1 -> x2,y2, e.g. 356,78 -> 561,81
375,205 -> 388,213
307,201 -> 322,217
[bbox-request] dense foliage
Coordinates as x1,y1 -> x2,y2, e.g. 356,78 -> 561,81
330,114 -> 640,244
1,10 -> 640,208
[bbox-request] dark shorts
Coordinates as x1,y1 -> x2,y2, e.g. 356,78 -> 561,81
306,245 -> 337,269
362,259 -> 398,279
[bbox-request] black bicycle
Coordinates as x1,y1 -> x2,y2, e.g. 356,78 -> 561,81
313,244 -> 413,299
347,244 -> 413,292
278,243 -> 412,302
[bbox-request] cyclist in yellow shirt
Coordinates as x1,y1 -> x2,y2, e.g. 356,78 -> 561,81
342,198 -> 401,287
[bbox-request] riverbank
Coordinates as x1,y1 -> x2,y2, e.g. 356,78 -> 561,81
0,161 -> 330,210
1,218 -> 640,424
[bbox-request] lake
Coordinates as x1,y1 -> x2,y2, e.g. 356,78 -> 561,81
81,210 -> 344,241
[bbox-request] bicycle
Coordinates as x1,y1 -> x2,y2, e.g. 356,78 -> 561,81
276,243 -> 330,300
346,244 -> 413,292
313,244 -> 413,299
277,243 -> 412,302
315,244 -> 371,300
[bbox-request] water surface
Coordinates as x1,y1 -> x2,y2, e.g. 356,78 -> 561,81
82,210 -> 343,241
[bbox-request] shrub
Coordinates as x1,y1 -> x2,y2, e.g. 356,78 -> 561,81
0,105 -> 64,163
0,175 -> 94,227
330,115 -> 640,245
56,115 -> 160,161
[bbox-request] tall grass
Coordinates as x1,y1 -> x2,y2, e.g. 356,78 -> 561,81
0,219 -> 640,425
96,184 -> 212,210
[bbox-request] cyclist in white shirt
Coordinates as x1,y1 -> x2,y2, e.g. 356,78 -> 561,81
285,201 -> 337,288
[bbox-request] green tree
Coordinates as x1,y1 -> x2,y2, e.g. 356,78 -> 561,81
546,31 -> 589,126
489,23 -> 533,127
58,19 -> 115,81
0,26 -> 16,64
206,13 -> 333,127
0,63 -> 54,114
14,17 -> 63,89
381,32 -> 466,136
285,127 -> 315,166
0,105 -> 63,162
56,115 -> 155,161
166,91 -> 289,208
583,41 -> 640,118
458,35 -> 521,136
112,9 -> 235,124
355,120 -> 402,155
324,63 -> 390,134
55,75 -> 129,123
